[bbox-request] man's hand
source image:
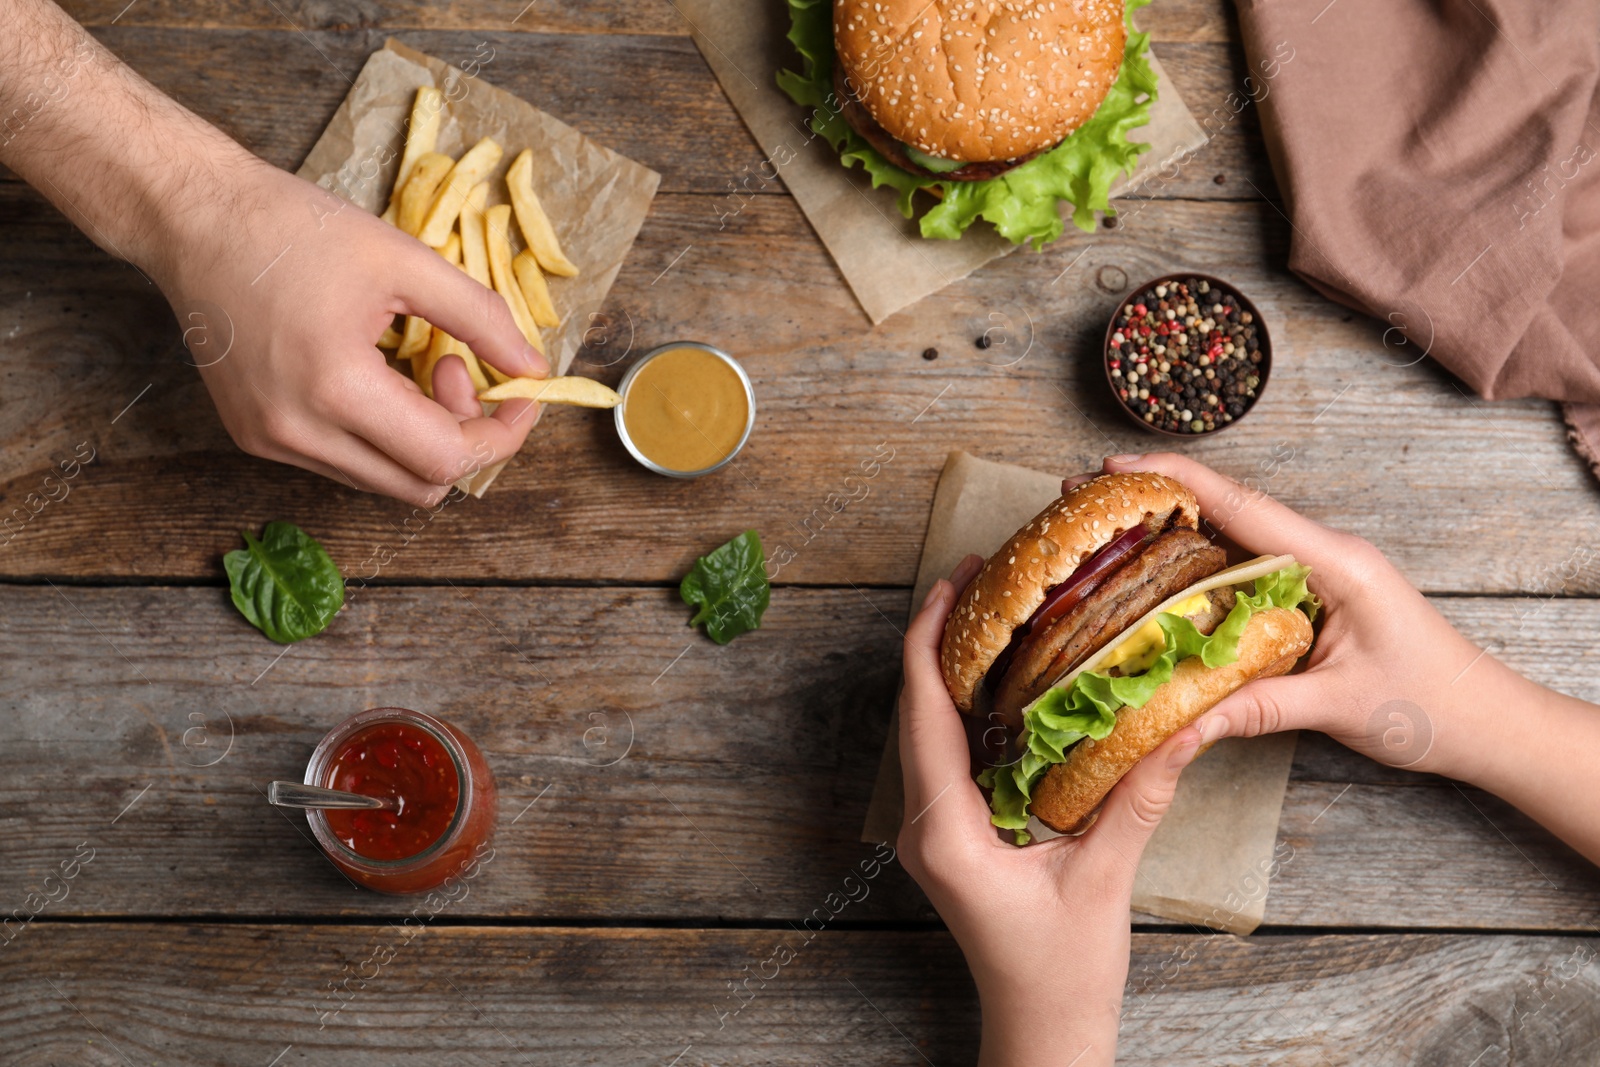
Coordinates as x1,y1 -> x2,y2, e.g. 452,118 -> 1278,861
158,151 -> 547,505
0,0 -> 547,506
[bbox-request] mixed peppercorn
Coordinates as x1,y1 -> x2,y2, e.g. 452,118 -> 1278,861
1106,277 -> 1265,434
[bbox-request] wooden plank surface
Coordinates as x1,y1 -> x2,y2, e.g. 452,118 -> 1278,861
55,0 -> 1238,43
9,1 -> 1597,1059
3,185 -> 1596,593
5,925 -> 1598,1065
0,31 -> 1269,200
2,585 -> 1596,929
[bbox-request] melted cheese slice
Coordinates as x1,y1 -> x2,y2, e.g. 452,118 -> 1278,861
1097,591 -> 1214,674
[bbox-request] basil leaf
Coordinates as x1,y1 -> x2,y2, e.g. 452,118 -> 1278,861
680,530 -> 770,644
223,522 -> 345,643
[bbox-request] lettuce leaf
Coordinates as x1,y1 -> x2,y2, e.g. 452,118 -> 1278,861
776,0 -> 1157,246
984,564 -> 1319,844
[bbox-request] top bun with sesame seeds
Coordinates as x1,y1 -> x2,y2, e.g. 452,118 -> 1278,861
834,0 -> 1127,169
939,472 -> 1200,714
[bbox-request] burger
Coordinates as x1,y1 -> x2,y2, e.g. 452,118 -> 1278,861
777,0 -> 1159,246
940,472 -> 1318,844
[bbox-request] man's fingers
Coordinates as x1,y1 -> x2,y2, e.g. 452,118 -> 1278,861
899,558 -> 987,824
430,355 -> 481,420
1100,452 -> 1330,562
259,428 -> 447,506
1083,725 -> 1199,875
391,241 -> 548,380
339,371 -> 519,486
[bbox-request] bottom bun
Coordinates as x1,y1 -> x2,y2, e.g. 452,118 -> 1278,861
1028,606 -> 1315,835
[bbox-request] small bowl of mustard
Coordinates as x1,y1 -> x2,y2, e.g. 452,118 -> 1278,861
615,342 -> 756,478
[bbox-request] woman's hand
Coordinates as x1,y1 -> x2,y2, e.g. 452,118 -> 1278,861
1070,453 -> 1527,784
149,143 -> 547,507
897,555 -> 1202,1067
1072,453 -> 1600,867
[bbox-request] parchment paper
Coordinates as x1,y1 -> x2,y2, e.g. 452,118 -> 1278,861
297,39 -> 660,494
676,2 -> 1209,324
863,452 -> 1298,934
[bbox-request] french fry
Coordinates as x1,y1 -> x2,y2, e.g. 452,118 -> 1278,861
377,323 -> 403,349
381,86 -> 444,225
397,152 -> 454,238
414,325 -> 452,396
456,189 -> 508,383
478,376 -> 621,408
484,203 -> 543,350
417,137 -> 504,249
439,230 -> 462,267
396,314 -> 432,362
459,183 -> 491,288
512,249 -> 561,329
506,149 -> 578,277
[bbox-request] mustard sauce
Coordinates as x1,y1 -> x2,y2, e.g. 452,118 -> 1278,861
622,347 -> 749,472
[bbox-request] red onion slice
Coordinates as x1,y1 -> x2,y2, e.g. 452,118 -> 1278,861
983,523 -> 1151,689
1025,524 -> 1149,634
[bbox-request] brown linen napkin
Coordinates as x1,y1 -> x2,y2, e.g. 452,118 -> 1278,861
1233,0 -> 1600,477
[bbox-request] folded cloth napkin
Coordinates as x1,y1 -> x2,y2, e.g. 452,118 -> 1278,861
1235,0 -> 1600,476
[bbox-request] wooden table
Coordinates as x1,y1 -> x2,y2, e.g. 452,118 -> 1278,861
4,0 -> 1599,1062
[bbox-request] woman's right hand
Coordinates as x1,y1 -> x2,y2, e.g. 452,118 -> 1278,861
1071,453 -> 1532,784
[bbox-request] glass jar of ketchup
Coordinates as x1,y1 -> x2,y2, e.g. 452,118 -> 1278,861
304,708 -> 497,894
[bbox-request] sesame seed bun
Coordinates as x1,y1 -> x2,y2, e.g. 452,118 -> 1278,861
833,0 -> 1128,165
939,472 -> 1199,714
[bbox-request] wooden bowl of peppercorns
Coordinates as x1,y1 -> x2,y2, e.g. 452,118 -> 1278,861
1103,274 -> 1271,437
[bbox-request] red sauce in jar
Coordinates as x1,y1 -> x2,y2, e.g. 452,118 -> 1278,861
306,708 -> 497,895
323,721 -> 460,861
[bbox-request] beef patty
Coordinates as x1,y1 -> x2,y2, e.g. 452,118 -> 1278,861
990,528 -> 1228,727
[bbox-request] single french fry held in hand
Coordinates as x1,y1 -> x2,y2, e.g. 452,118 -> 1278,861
382,86 -> 444,225
459,183 -> 492,288
512,249 -> 561,329
417,137 -> 504,249
484,203 -> 543,350
396,152 -> 454,237
478,376 -> 621,408
506,149 -> 578,277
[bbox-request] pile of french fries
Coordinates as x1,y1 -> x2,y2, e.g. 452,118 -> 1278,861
376,87 -> 617,410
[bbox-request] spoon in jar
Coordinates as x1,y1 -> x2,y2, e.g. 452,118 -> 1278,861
267,781 -> 396,811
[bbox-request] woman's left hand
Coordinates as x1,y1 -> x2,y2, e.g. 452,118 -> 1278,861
896,554 -> 1204,1067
